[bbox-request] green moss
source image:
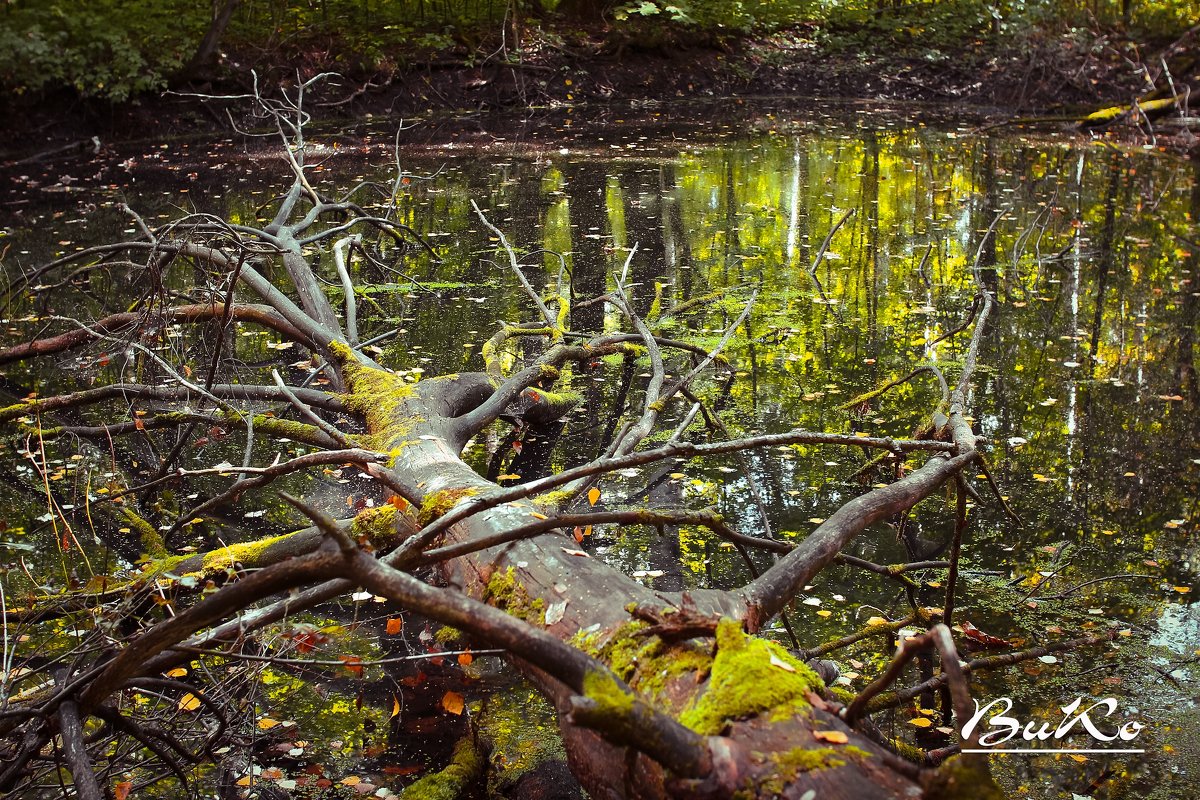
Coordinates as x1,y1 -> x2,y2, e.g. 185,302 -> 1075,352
419,487 -> 481,525
533,488 -> 576,509
117,507 -> 166,558
923,754 -> 1005,800
753,745 -> 873,794
484,566 -> 545,623
679,618 -> 822,735
398,736 -> 482,800
331,340 -> 419,451
636,646 -> 713,699
571,621 -> 713,703
581,668 -> 635,715
217,411 -> 330,448
349,504 -> 403,547
434,625 -> 463,644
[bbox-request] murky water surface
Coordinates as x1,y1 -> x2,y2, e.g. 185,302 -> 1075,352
2,101 -> 1197,798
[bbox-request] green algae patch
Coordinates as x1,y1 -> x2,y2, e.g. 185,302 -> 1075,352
679,619 -> 822,735
923,754 -> 1005,800
479,685 -> 568,793
484,566 -> 544,623
419,487 -> 481,525
398,735 -> 482,800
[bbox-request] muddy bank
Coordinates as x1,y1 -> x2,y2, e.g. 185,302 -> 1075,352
0,24 -> 1195,168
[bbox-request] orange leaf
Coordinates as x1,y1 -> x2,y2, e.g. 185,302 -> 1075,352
134,417 -> 145,431
813,730 -> 849,744
587,487 -> 601,506
457,651 -> 473,666
441,691 -> 465,715
339,656 -> 364,677
391,695 -> 401,719
573,526 -> 584,543
388,494 -> 410,511
114,781 -> 132,800
385,617 -> 403,635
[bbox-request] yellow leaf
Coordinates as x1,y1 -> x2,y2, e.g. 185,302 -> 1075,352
1174,586 -> 1192,594
391,695 -> 401,718
178,693 -> 202,712
257,718 -> 280,730
816,609 -> 832,617
813,730 -> 849,744
587,487 -> 601,506
530,512 -> 548,520
236,776 -> 252,787
341,776 -> 361,786
164,667 -> 188,678
908,717 -> 933,728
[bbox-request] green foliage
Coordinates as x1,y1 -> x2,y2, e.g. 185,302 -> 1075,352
0,1 -> 203,101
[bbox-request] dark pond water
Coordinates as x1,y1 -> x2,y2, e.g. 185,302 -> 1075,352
1,101 -> 1197,799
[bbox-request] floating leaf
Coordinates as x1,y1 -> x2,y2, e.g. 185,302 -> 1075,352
587,487 -> 601,506
257,718 -> 280,730
907,717 -> 933,728
561,548 -> 590,558
530,512 -> 548,520
114,781 -> 133,800
164,667 -> 188,678
386,617 -> 403,635
441,691 -> 464,715
457,651 -> 474,666
391,695 -> 401,718
813,730 -> 849,744
339,656 -> 364,677
178,693 -> 202,712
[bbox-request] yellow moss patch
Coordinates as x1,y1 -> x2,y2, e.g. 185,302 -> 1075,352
418,487 -> 481,525
331,341 -> 419,451
484,566 -> 544,623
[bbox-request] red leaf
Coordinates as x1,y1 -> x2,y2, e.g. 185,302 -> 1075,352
961,620 -> 1011,648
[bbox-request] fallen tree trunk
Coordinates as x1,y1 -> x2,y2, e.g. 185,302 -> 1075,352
0,82 -> 1017,800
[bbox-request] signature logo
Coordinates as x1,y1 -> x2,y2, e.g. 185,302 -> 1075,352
960,697 -> 1145,754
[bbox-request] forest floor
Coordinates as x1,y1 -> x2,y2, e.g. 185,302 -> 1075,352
0,21 -> 1196,165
